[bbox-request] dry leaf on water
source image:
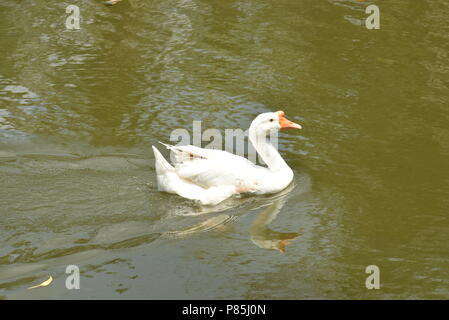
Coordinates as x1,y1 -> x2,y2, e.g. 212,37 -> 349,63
27,276 -> 53,290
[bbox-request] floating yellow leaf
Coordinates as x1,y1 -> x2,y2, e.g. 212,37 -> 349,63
27,276 -> 53,290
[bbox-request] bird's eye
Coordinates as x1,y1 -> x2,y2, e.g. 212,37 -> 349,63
269,119 -> 274,122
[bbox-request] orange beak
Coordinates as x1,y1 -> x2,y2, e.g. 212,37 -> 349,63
277,111 -> 302,129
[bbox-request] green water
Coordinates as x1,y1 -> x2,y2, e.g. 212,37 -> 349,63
0,0 -> 448,299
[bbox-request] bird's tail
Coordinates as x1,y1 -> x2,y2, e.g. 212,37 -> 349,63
152,145 -> 174,175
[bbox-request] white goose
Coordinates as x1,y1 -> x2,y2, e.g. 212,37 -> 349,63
152,111 -> 302,205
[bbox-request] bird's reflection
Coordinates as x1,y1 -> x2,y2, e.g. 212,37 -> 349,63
165,181 -> 301,252
249,194 -> 299,253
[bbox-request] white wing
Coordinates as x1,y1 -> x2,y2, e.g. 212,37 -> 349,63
160,143 -> 263,189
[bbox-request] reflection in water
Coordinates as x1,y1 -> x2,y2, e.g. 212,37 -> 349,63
163,180 -> 303,251
250,197 -> 299,253
164,214 -> 236,237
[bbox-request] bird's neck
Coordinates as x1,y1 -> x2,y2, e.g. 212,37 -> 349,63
249,127 -> 291,173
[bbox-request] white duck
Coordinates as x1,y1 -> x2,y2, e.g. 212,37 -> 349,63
152,111 -> 302,205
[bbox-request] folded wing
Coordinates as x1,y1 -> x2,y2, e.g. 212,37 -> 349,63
160,143 -> 260,189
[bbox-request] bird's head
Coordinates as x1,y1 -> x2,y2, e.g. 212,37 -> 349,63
251,110 -> 302,134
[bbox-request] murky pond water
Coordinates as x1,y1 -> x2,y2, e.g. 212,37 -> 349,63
0,0 -> 448,299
